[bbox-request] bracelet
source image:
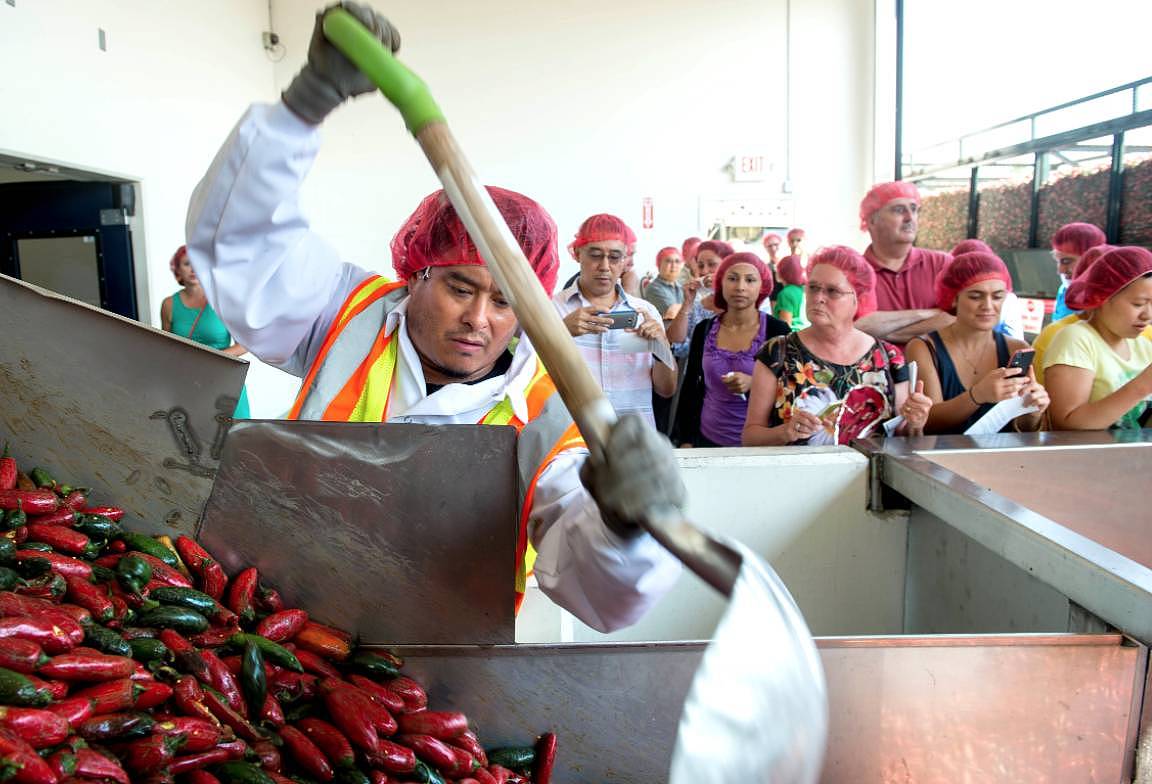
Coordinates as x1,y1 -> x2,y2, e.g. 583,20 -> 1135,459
968,387 -> 980,406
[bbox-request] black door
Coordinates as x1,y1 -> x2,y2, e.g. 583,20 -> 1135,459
0,181 -> 138,319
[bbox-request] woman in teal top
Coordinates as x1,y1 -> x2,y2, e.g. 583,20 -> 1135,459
160,246 -> 250,418
772,255 -> 809,331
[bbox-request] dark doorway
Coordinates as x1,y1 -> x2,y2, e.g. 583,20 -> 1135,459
0,180 -> 138,319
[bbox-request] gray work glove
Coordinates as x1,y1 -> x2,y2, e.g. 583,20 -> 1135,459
281,1 -> 402,125
580,415 -> 687,539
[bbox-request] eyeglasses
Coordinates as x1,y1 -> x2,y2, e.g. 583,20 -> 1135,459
885,203 -> 919,218
806,283 -> 856,301
582,249 -> 627,264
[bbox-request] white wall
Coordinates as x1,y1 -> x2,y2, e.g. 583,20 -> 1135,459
518,447 -> 909,643
2,0 -> 878,416
274,0 -> 877,281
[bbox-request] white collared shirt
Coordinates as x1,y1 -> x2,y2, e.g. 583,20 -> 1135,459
553,282 -> 667,426
185,102 -> 680,632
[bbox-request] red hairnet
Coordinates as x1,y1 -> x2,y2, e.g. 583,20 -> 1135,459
682,236 -> 703,261
777,255 -> 806,286
1072,244 -> 1116,280
949,239 -> 992,256
569,214 -> 636,258
762,232 -> 782,246
391,186 -> 559,295
934,252 -> 1013,314
713,253 -> 773,310
859,181 -> 920,230
787,228 -> 805,241
1050,222 -> 1106,256
169,245 -> 187,281
1065,246 -> 1152,311
695,240 -> 735,260
807,246 -> 876,319
656,246 -> 680,265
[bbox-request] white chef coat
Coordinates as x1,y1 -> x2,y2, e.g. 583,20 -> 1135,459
185,102 -> 680,633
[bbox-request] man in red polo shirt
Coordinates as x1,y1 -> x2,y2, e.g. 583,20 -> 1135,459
854,181 -> 954,343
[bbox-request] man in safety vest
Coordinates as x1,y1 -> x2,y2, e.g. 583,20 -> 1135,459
185,1 -> 683,633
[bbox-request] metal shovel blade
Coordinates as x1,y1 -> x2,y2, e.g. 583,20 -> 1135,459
669,539 -> 828,783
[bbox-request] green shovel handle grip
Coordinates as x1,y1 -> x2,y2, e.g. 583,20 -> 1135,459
322,8 -> 445,134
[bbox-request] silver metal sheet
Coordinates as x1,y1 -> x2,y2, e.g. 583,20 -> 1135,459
0,273 -> 246,535
924,444 -> 1152,568
819,634 -> 1145,784
873,432 -> 1152,643
903,506 -> 1073,635
198,420 -> 517,645
393,634 -> 1143,783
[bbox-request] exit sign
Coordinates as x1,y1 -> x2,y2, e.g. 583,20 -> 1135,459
731,154 -> 770,182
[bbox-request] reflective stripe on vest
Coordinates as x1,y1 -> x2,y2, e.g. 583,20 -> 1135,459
289,277 -> 408,421
288,275 -> 587,610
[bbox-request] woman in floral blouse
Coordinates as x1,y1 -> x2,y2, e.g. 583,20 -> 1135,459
742,246 -> 932,446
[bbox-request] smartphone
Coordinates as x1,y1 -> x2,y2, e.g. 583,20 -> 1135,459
597,311 -> 640,330
1005,348 -> 1035,374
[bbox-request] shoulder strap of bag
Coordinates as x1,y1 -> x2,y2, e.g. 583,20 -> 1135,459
186,305 -> 208,339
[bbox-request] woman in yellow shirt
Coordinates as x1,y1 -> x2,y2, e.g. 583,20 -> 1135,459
1044,247 -> 1152,430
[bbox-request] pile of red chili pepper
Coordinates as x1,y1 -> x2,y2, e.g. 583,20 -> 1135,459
0,451 -> 556,784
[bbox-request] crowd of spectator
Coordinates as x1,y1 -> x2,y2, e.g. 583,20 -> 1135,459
558,180 -> 1152,447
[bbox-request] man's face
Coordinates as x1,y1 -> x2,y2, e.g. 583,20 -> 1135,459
405,265 -> 519,384
577,240 -> 628,298
868,198 -> 919,245
1052,250 -> 1079,281
763,237 -> 781,259
658,253 -> 684,282
788,236 -> 804,254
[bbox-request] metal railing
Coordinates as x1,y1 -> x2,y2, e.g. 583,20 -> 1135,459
904,76 -> 1152,176
900,77 -> 1152,248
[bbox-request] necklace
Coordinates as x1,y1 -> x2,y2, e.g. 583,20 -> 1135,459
951,328 -> 989,376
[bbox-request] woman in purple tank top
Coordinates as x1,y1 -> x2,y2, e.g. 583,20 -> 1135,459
673,253 -> 790,446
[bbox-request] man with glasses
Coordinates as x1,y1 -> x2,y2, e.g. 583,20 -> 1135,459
555,214 -> 677,427
854,181 -> 954,344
